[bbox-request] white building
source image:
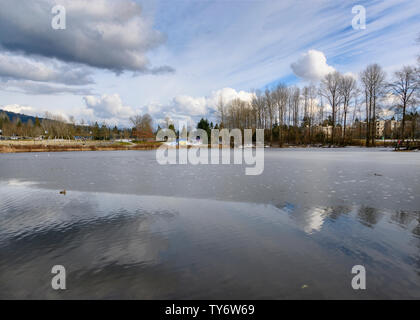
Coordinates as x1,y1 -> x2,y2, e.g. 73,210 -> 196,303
321,126 -> 333,136
376,120 -> 385,137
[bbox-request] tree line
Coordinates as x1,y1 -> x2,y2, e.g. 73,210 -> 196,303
215,37 -> 420,146
0,111 -> 145,141
215,62 -> 419,146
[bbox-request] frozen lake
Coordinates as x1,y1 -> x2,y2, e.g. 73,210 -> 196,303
0,148 -> 419,299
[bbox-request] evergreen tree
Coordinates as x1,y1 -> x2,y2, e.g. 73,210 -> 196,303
197,118 -> 211,137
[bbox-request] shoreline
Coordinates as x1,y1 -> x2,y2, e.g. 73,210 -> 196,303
0,139 -> 406,153
0,140 -> 163,153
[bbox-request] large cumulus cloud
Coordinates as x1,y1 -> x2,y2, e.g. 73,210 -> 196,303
291,50 -> 335,81
145,87 -> 255,125
83,94 -> 137,119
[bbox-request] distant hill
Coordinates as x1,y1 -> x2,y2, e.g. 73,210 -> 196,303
0,109 -> 44,124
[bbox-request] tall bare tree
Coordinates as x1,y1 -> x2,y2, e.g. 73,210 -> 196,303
320,71 -> 342,145
265,89 -> 275,145
360,64 -> 386,146
388,66 -> 418,142
251,90 -> 266,129
339,74 -> 357,144
272,84 -> 288,145
289,87 -> 300,143
216,96 -> 226,128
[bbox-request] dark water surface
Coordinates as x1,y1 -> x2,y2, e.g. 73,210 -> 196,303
0,149 -> 419,299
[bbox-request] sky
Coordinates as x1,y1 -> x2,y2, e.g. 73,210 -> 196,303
0,0 -> 419,127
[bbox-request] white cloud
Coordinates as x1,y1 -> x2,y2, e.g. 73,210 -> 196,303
172,95 -> 207,116
378,93 -> 398,119
128,87 -> 255,127
343,72 -> 357,80
158,88 -> 254,120
206,88 -> 254,112
0,103 -> 73,123
0,80 -> 93,95
291,50 -> 335,81
1,104 -> 34,114
382,92 -> 398,107
83,94 -> 136,119
379,108 -> 395,119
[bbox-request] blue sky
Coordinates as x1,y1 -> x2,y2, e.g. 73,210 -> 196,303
0,0 -> 419,126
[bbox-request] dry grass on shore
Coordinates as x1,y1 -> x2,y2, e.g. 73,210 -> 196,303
0,140 -> 162,153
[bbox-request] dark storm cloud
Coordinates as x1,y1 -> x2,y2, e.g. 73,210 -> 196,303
0,51 -> 94,85
0,0 -> 173,74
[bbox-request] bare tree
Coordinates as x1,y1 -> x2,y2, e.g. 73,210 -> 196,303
302,86 -> 310,142
318,93 -> 324,126
308,85 -> 318,141
388,66 -> 418,142
360,64 -> 386,146
216,96 -> 226,128
289,87 -> 300,143
41,112 -> 70,139
351,88 -> 362,140
339,74 -> 357,144
130,114 -> 154,141
320,71 -> 342,145
265,89 -> 275,145
251,90 -> 266,130
272,84 -> 288,145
